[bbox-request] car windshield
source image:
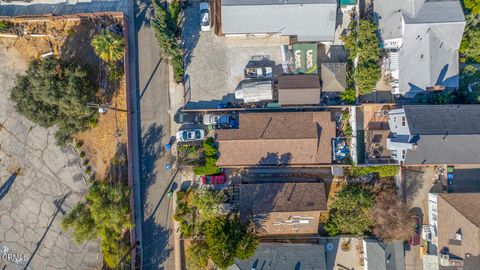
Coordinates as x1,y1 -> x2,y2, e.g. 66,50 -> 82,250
195,130 -> 201,138
182,132 -> 188,140
201,13 -> 209,25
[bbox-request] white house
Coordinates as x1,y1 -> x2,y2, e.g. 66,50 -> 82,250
374,0 -> 466,97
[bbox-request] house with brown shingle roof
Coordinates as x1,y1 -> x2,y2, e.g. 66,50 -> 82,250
239,181 -> 327,235
428,193 -> 480,269
215,111 -> 336,167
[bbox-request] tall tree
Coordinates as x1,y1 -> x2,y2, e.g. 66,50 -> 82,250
206,216 -> 258,269
10,57 -> 96,146
62,181 -> 132,268
91,29 -> 125,63
325,186 -> 374,235
372,190 -> 415,242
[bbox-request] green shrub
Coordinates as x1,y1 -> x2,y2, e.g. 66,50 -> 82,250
340,88 -> 356,104
325,186 -> 374,235
10,57 -> 97,146
347,165 -> 399,178
193,137 -> 220,175
193,157 -> 221,175
152,0 -> 184,83
0,21 -> 11,31
342,19 -> 381,95
62,181 -> 132,268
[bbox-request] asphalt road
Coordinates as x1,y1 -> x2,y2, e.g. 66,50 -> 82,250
134,1 -> 175,269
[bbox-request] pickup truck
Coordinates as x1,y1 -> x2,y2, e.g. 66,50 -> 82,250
245,67 -> 273,79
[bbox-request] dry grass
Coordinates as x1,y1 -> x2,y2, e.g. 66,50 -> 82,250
0,15 -> 126,180
75,80 -> 127,179
319,176 -> 346,224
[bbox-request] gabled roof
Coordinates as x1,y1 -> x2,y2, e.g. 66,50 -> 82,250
398,20 -> 465,95
221,0 -> 337,41
439,193 -> 480,228
216,111 -> 336,166
375,0 -> 465,95
239,182 -> 327,214
401,105 -> 480,165
229,243 -> 327,270
404,105 -> 480,135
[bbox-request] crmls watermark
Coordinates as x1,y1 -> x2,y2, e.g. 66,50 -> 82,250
1,253 -> 29,262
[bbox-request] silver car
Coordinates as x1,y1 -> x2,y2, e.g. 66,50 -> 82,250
176,129 -> 205,142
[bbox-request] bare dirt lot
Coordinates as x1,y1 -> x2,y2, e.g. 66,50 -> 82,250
0,14 -> 127,269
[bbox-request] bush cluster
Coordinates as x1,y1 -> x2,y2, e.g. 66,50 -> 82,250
342,19 -> 381,95
152,0 -> 184,83
347,165 -> 400,178
193,137 -> 221,175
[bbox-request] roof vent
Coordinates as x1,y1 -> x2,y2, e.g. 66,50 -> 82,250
456,229 -> 462,240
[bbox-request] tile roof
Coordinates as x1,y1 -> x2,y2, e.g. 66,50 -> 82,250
216,111 -> 335,166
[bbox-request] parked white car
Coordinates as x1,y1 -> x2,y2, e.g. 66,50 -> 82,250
199,2 -> 211,32
176,129 -> 205,142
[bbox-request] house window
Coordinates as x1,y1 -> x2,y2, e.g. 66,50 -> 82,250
401,116 -> 406,127
402,150 -> 406,159
393,117 -> 397,123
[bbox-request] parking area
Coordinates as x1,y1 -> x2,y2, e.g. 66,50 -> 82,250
183,2 -> 285,109
402,166 -> 439,270
0,42 -> 101,269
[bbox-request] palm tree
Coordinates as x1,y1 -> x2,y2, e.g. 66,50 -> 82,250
91,30 -> 125,63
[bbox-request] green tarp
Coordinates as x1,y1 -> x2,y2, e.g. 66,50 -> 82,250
292,44 -> 318,74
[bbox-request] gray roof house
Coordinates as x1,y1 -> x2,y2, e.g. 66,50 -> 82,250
386,105 -> 480,165
374,0 -> 465,97
363,239 -> 405,270
321,62 -> 347,93
228,243 -> 328,270
220,0 -> 337,42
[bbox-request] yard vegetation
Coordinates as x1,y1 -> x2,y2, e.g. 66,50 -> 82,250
325,186 -> 374,235
152,0 -> 184,83
347,165 -> 399,178
175,189 -> 258,269
178,137 -> 221,176
342,18 -> 381,95
10,57 -> 97,146
62,180 -> 132,268
325,177 -> 415,242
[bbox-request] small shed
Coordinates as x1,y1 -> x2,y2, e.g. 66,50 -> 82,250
277,75 -> 321,105
321,62 -> 347,94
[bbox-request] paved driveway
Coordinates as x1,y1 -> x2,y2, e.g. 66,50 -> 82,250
0,42 -> 100,270
183,2 -> 285,109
